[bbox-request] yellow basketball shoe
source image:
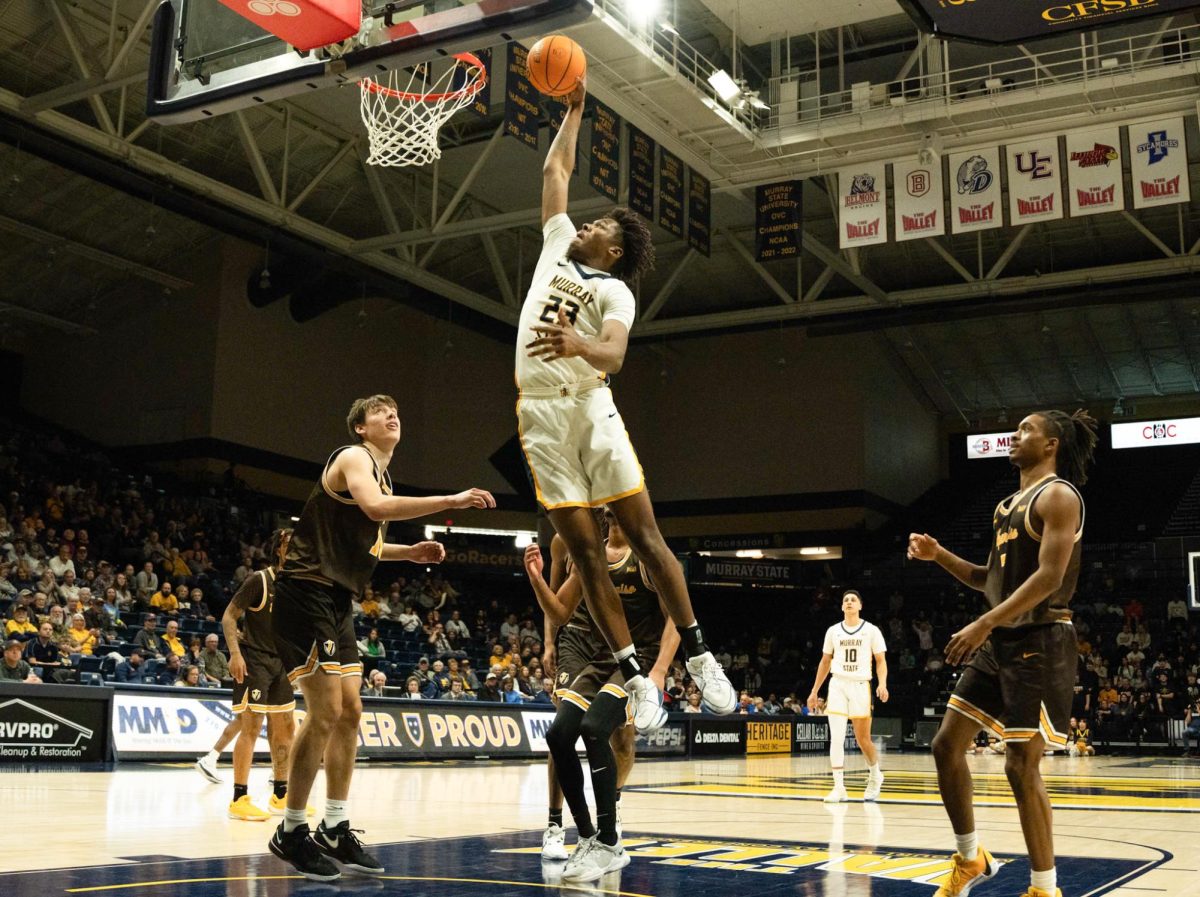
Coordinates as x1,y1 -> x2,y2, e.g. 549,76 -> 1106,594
934,847 -> 1001,897
228,795 -> 270,821
269,793 -> 315,816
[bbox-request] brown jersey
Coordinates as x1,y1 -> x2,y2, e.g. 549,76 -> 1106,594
985,474 -> 1084,628
235,568 -> 276,654
563,545 -> 664,650
281,445 -> 391,595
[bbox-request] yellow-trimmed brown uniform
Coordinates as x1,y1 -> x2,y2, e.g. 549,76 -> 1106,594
948,474 -> 1083,747
231,568 -> 295,714
273,445 -> 391,683
554,546 -> 664,716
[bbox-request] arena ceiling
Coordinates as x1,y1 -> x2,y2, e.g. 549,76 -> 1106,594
0,0 -> 1198,422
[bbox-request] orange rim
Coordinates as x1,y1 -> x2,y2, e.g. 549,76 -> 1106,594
360,52 -> 487,102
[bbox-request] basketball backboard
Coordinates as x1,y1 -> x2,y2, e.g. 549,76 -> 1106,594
146,0 -> 593,124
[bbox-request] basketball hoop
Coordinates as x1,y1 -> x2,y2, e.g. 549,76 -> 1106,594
359,52 -> 487,167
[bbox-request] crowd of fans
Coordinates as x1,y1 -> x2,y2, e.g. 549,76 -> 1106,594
1,414 -> 1197,755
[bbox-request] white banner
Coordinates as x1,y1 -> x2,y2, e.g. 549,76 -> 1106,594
966,431 -> 1015,460
893,158 -> 945,242
1129,117 -> 1190,209
949,147 -> 1004,234
1112,416 -> 1200,449
112,692 -> 270,757
1066,127 -> 1125,217
1007,137 -> 1063,224
838,163 -> 888,248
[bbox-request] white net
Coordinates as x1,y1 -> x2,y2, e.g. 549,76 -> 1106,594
359,54 -> 486,167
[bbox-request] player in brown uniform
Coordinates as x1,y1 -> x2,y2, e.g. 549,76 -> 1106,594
523,509 -> 679,883
909,410 -> 1097,897
267,394 -> 494,881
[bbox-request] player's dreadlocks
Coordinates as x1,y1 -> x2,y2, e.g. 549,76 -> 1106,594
1035,409 -> 1099,486
265,527 -> 293,568
609,207 -> 656,284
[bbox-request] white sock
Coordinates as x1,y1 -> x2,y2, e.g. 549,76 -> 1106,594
204,749 -> 219,764
1031,868 -> 1056,893
832,769 -> 844,787
283,807 -> 307,833
868,762 -> 881,777
955,832 -> 979,861
324,799 -> 349,829
613,645 -> 636,662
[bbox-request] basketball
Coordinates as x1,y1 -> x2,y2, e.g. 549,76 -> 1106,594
525,35 -> 586,97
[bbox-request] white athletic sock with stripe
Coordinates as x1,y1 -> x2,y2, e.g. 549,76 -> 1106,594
283,807 -> 307,833
1031,868 -> 1056,893
832,769 -> 844,787
203,749 -> 219,765
955,832 -> 978,861
324,799 -> 349,829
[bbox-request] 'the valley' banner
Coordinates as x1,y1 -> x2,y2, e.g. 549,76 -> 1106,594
1066,127 -> 1124,218
948,147 -> 1003,234
1129,116 -> 1190,210
893,158 -> 945,242
838,163 -> 888,248
1007,137 -> 1063,225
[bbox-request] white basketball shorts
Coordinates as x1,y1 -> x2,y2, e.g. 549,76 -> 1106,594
826,676 -> 872,719
517,382 -> 645,510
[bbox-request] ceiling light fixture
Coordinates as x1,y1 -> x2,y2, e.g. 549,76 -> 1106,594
707,68 -> 741,103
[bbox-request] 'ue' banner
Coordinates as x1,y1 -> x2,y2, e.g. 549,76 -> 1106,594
1006,137 -> 1063,225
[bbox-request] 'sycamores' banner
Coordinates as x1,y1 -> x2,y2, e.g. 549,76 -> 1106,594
1065,127 -> 1124,218
1130,116 -> 1190,210
949,147 -> 1003,234
1006,137 -> 1063,224
838,163 -> 888,248
893,158 -> 945,242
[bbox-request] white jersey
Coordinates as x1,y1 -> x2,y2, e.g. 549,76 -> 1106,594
514,213 -> 637,392
823,620 -> 886,682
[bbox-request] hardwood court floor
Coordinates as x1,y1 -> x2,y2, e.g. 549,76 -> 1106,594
1,752 -> 1197,896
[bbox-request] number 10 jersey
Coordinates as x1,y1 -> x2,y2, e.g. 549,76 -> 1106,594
823,620 -> 887,682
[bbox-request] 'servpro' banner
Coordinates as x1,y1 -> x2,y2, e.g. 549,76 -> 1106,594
628,125 -> 656,220
0,683 -> 109,762
589,100 -> 620,201
898,0 -> 1200,45
504,43 -> 539,150
755,181 -> 802,261
687,168 -> 711,256
658,149 -> 685,237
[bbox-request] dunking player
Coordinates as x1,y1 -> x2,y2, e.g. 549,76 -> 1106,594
523,509 -> 679,881
268,395 -> 494,881
908,410 -> 1097,897
519,74 -> 734,733
807,590 -> 888,802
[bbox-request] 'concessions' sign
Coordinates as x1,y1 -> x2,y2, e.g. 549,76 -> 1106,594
689,557 -> 801,589
746,720 -> 792,754
628,125 -> 656,220
588,100 -> 619,201
0,687 -> 108,762
658,149 -> 685,237
687,168 -> 711,256
1112,417 -> 1200,449
898,0 -> 1200,45
967,430 -> 1015,460
755,181 -> 802,261
503,43 -> 539,151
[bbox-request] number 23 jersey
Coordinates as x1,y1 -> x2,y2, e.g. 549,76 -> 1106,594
514,213 -> 636,392
823,621 -> 886,681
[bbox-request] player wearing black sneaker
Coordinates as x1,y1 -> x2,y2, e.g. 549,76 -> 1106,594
313,820 -> 385,874
269,823 -> 340,882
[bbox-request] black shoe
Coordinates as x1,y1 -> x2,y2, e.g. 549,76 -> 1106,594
269,823 -> 341,881
314,820 -> 385,875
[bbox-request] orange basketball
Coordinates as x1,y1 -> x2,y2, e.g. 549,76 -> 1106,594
525,35 -> 586,97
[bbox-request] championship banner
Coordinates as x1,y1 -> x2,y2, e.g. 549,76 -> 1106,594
462,47 -> 491,118
628,125 -> 656,220
1006,137 -> 1063,224
949,147 -> 1003,234
687,168 -> 711,256
1129,117 -> 1190,210
0,683 -> 109,762
503,43 -> 539,151
755,181 -> 802,261
1066,127 -> 1124,218
893,158 -> 945,242
658,148 -> 685,237
838,163 -> 887,248
588,99 -> 619,201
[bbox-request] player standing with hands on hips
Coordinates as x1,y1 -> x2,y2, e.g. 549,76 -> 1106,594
808,590 -> 888,802
517,72 -> 735,732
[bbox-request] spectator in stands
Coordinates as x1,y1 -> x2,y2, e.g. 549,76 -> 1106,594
427,623 -> 452,657
533,677 -> 554,705
912,618 -> 934,656
358,627 -> 387,677
683,693 -> 703,713
0,638 -> 40,683
1167,596 -> 1188,625
190,588 -> 215,622
5,604 -> 37,641
1155,672 -> 1178,718
412,656 -> 431,682
477,671 -> 501,702
47,544 -> 74,579
150,582 -> 177,616
360,588 -> 383,620
176,663 -> 203,687
133,614 -> 164,658
403,676 -> 423,700
112,572 -> 134,613
460,658 -> 480,692
46,605 -> 68,641
156,653 -> 182,686
429,659 -> 451,696
501,673 -> 526,703
362,670 -> 388,697
445,679 -> 473,701
114,648 -> 149,684
499,613 -> 519,642
398,603 -> 421,635
445,609 -> 469,645
66,613 -> 96,655
135,561 -> 158,605
1184,696 -> 1200,757
24,622 -> 63,674
162,619 -> 185,658
200,633 -> 230,685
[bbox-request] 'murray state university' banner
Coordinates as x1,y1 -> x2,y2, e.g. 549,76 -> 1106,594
755,181 -> 802,261
898,0 -> 1200,45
